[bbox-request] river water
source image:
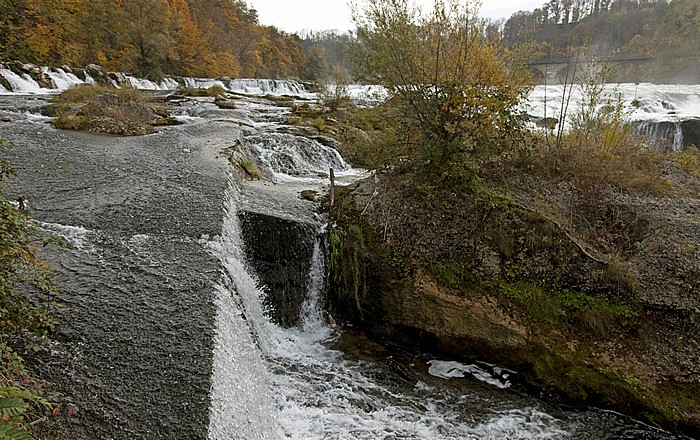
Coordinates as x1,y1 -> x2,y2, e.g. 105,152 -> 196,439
0,85 -> 690,439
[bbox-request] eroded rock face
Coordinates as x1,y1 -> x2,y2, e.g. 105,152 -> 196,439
239,211 -> 316,327
681,118 -> 700,148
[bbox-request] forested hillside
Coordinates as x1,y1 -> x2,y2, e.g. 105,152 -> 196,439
0,0 -> 350,81
502,0 -> 699,82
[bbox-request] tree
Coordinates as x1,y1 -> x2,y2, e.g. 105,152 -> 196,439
121,0 -> 176,81
353,0 -> 532,182
166,0 -> 214,77
304,43 -> 328,81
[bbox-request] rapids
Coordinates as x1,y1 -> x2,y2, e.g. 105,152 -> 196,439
0,88 -> 690,439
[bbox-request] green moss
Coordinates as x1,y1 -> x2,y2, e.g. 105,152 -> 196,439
500,280 -> 639,336
329,216 -> 368,319
240,161 -> 261,180
429,260 -> 493,294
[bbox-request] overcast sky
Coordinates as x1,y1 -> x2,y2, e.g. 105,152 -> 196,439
250,0 -> 545,33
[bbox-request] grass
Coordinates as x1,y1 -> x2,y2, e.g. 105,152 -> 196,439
49,83 -> 144,104
500,280 -> 638,337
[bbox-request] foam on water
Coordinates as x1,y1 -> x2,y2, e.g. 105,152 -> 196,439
207,177 -> 280,440
250,131 -> 361,183
38,222 -> 92,251
427,360 -> 513,389
0,68 -> 49,94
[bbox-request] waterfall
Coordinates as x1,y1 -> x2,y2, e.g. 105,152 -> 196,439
249,132 -> 351,181
207,176 -> 280,440
298,229 -> 331,336
183,77 -> 311,97
0,68 -> 46,93
43,67 -> 83,90
634,120 -> 684,150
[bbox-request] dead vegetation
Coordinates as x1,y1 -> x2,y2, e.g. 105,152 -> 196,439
43,84 -> 179,135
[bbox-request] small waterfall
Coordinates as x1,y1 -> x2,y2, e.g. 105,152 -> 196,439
298,228 -> 331,336
207,176 -> 280,440
0,68 -> 46,93
634,120 -> 684,150
44,67 -> 83,90
250,132 -> 350,180
126,75 -> 180,91
183,77 -> 311,97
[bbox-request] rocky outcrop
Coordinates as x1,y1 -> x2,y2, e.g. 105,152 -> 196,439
328,172 -> 700,437
681,118 -> 700,148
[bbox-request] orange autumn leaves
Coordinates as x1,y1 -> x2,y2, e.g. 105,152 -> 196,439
0,0 -> 311,80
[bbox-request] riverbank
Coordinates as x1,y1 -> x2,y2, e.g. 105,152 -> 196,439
327,147 -> 699,437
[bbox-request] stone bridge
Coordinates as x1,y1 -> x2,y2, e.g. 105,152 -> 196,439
527,55 -> 653,84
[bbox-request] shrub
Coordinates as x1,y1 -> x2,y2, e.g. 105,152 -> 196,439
240,161 -> 261,180
46,85 -> 166,136
353,0 -> 532,183
1,140 -> 58,438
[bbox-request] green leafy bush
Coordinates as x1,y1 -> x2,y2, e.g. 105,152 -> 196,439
1,139 -> 58,439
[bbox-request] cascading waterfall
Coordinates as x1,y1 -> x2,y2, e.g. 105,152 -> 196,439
183,77 -> 311,97
207,176 -> 280,440
634,120 -> 684,150
250,132 -> 350,180
206,122 -> 577,439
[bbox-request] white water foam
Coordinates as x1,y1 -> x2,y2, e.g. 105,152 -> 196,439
0,68 -> 49,94
38,222 -> 92,251
427,360 -> 512,389
207,177 -> 280,440
250,131 -> 364,183
183,77 -> 312,98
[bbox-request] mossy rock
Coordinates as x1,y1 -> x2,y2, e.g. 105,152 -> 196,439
299,190 -> 317,201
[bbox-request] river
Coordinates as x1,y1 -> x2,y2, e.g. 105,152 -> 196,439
0,83 -> 690,439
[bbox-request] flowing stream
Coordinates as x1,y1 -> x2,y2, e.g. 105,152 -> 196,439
195,95 -> 686,439
0,86 -> 690,439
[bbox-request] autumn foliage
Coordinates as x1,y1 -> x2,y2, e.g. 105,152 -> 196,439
0,0 -> 314,81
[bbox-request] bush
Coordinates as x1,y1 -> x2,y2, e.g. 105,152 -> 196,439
46,85 -> 167,136
353,0 -> 532,183
1,139 -> 58,438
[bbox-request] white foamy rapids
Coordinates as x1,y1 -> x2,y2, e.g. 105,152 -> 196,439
0,68 -> 51,94
126,75 -> 179,91
250,132 -> 355,182
38,222 -> 92,250
207,176 -> 281,440
43,67 -> 83,90
267,334 -> 569,439
183,77 -> 312,97
347,84 -> 388,106
524,83 -> 700,123
428,360 -> 513,389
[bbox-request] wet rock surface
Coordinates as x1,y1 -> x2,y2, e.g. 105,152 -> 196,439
239,211 -> 316,327
0,99 -> 232,439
